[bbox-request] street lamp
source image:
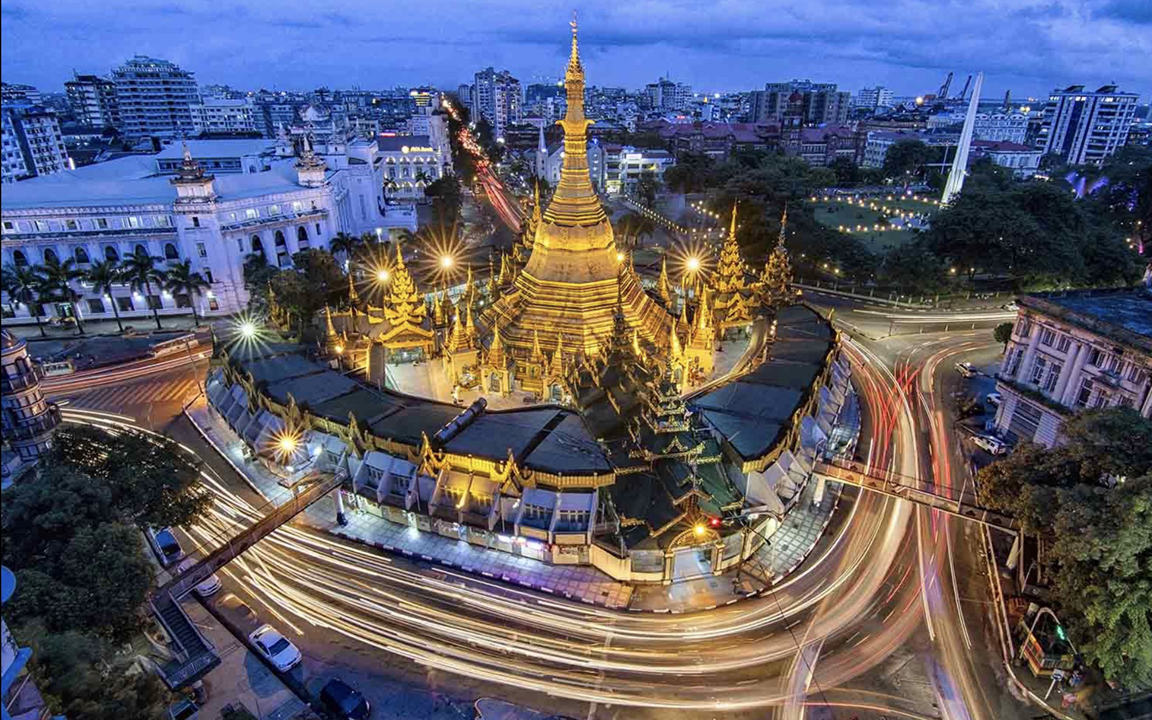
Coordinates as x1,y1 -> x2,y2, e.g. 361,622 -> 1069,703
376,268 -> 390,283
239,320 -> 257,339
686,256 -> 700,272
440,255 -> 455,269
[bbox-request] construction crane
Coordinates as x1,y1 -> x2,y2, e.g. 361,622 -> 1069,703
958,73 -> 973,102
938,71 -> 954,100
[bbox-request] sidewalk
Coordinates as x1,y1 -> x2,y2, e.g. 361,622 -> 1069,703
186,397 -> 841,614
183,597 -> 308,720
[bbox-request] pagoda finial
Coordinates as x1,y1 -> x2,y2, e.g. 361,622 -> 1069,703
325,305 -> 337,337
551,331 -> 566,376
531,328 -> 543,362
729,202 -> 738,240
778,206 -> 788,246
182,140 -> 192,163
347,271 -> 360,305
669,322 -> 683,360
489,317 -> 505,363
657,255 -> 672,305
568,10 -> 581,71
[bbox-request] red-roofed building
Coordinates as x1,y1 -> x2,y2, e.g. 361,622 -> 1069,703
970,139 -> 1043,178
645,120 -> 780,158
781,124 -> 865,167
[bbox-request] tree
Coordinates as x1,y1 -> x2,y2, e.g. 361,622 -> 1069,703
614,211 -> 655,249
879,240 -> 946,295
118,253 -> 167,330
35,255 -> 87,335
993,322 -> 1014,352
425,174 -> 463,229
85,260 -> 125,332
882,139 -> 932,184
328,232 -> 362,264
828,156 -> 861,187
977,408 -> 1152,686
635,170 -> 661,207
162,259 -> 210,326
262,248 -> 346,336
1,264 -> 49,337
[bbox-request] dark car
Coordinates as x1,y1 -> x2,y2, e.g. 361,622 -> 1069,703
151,528 -> 185,567
320,678 -> 370,719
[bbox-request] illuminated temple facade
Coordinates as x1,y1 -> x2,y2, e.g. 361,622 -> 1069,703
204,20 -> 859,585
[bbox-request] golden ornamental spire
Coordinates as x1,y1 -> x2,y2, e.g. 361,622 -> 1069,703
551,331 -> 566,376
729,201 -> 738,240
325,305 -> 337,337
669,322 -> 683,360
657,256 -> 672,304
382,241 -> 426,326
347,271 -> 360,305
489,318 -> 505,365
531,328 -> 543,362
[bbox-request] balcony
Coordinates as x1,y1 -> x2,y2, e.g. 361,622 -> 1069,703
218,209 -> 328,233
4,404 -> 61,441
4,225 -> 177,242
0,366 -> 43,393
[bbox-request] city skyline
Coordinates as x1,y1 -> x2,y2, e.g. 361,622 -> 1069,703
2,0 -> 1150,100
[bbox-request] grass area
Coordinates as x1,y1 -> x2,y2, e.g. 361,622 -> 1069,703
807,195 -> 939,252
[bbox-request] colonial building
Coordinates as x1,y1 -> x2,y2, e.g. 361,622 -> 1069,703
993,285 -> 1152,448
377,134 -> 450,201
1,138 -> 416,322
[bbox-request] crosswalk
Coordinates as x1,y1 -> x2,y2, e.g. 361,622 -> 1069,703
51,373 -> 203,417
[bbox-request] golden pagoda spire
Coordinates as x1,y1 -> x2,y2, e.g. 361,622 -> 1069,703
550,331 -> 566,376
382,240 -> 427,326
532,179 -> 542,226
697,285 -> 711,331
465,303 -> 478,341
488,318 -> 505,365
716,203 -> 746,294
669,322 -> 683,360
759,208 -> 793,306
325,305 -> 337,337
347,271 -> 360,306
729,200 -> 738,239
632,329 -> 643,358
656,256 -> 672,304
531,328 -> 543,362
539,12 -> 605,230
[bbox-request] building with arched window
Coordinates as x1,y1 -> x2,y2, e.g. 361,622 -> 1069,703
1,138 -> 417,322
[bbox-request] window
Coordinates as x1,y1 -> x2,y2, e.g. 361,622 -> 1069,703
251,236 -> 264,256
245,208 -> 259,220
269,204 -> 281,216
1044,363 -> 1062,393
96,218 -> 109,229
208,297 -> 219,312
1006,347 -> 1023,377
1039,328 -> 1056,347
34,220 -> 49,232
43,248 -> 59,264
1056,335 -> 1071,353
204,269 -> 213,284
1015,317 -> 1031,338
127,216 -> 141,229
1127,365 -> 1146,385
1087,348 -> 1105,367
65,219 -> 79,231
315,222 -> 321,236
147,295 -> 162,310
134,243 -> 148,257
104,245 -> 119,262
2,221 -> 13,232
12,250 -> 28,266
1076,378 -> 1093,408
296,225 -> 308,246
292,201 -> 303,213
236,238 -> 244,252
74,247 -> 90,264
196,243 -> 207,258
87,298 -> 105,314
175,293 -> 191,309
1030,356 -> 1048,385
116,296 -> 134,312
192,216 -> 201,228
156,215 -> 172,228
164,243 -> 179,260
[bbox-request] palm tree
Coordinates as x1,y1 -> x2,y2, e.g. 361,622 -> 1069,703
414,170 -> 432,187
329,232 -> 362,265
163,259 -> 211,327
35,255 -> 86,334
382,178 -> 399,214
1,264 -> 48,338
85,259 -> 125,332
119,253 -> 167,330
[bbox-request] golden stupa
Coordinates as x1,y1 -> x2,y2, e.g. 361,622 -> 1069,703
485,16 -> 674,376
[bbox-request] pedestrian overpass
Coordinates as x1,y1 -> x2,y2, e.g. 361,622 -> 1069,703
811,457 -> 1018,534
151,471 -> 344,689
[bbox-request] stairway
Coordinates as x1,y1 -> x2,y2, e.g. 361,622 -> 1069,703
151,592 -> 219,688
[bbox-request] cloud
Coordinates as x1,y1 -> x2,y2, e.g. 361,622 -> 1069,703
1096,0 -> 1152,24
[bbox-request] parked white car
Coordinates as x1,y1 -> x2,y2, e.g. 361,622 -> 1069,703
955,362 -> 978,378
249,624 -> 302,672
986,392 -> 1002,407
973,435 -> 1009,455
177,558 -> 222,598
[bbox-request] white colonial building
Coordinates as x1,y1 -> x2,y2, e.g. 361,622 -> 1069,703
1,138 -> 416,323
376,134 -> 450,201
993,285 -> 1152,448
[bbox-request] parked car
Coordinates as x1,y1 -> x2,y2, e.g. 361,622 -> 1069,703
1002,302 -> 1019,312
176,558 -> 222,598
150,528 -> 185,567
986,392 -> 1002,407
955,362 -> 978,378
249,624 -> 302,672
973,435 -> 1009,455
320,678 -> 371,719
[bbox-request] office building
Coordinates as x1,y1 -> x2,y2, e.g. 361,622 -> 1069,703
1,138 -> 416,323
1038,85 -> 1138,165
645,77 -> 693,111
1,103 -> 71,184
993,286 -> 1152,447
752,81 -> 850,126
377,134 -> 450,200
190,98 -> 261,136
472,67 -> 521,140
0,83 -> 42,105
112,55 -> 200,139
65,73 -> 121,129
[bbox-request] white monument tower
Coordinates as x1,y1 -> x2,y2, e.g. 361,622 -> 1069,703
941,71 -> 984,206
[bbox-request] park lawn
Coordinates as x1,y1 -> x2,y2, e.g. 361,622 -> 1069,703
808,200 -> 927,251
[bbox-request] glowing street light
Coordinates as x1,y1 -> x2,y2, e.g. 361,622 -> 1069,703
616,251 -> 625,262
376,268 -> 391,283
686,256 -> 701,272
239,320 -> 257,339
440,255 -> 455,269
693,523 -> 706,537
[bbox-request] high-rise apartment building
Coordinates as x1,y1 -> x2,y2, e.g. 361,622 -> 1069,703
472,67 -> 521,140
855,86 -> 894,111
112,55 -> 199,138
190,98 -> 260,135
1038,84 -> 1138,165
752,80 -> 850,125
65,73 -> 121,128
645,77 -> 693,112
0,83 -> 42,105
1,104 -> 70,184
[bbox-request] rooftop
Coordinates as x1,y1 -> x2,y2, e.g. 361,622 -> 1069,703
1020,286 -> 1152,354
154,139 -> 274,160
